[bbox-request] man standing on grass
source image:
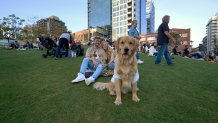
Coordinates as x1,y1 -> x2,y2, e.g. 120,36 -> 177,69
128,20 -> 144,64
155,15 -> 176,65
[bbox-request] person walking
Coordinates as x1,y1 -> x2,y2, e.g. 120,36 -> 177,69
128,20 -> 144,64
155,15 -> 176,65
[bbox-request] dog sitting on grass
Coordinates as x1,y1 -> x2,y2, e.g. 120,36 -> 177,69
93,36 -> 140,105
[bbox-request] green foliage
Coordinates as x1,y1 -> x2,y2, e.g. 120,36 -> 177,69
0,23 -> 4,38
0,48 -> 218,123
21,25 -> 48,42
0,14 -> 25,41
21,16 -> 49,42
170,32 -> 182,45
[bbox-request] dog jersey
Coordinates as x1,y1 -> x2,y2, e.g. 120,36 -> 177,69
111,70 -> 139,84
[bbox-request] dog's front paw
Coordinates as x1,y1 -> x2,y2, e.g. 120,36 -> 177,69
109,91 -> 116,96
114,99 -> 122,105
132,96 -> 140,102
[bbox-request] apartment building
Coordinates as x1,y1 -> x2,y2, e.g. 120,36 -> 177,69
112,0 -> 146,40
206,13 -> 218,53
37,16 -> 67,37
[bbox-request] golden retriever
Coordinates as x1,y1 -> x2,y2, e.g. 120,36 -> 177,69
93,36 -> 140,105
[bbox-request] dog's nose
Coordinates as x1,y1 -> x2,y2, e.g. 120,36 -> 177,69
124,47 -> 129,53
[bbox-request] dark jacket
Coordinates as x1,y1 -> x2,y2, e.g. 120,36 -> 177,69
157,22 -> 169,45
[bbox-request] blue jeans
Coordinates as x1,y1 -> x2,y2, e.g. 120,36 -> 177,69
55,38 -> 69,58
107,62 -> 115,70
155,44 -> 173,64
79,58 -> 104,79
136,50 -> 139,60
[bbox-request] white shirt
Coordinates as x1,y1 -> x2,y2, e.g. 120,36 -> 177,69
111,70 -> 139,84
36,38 -> 40,43
60,33 -> 71,41
148,46 -> 157,56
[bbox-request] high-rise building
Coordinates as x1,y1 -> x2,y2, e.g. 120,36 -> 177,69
88,0 -> 112,28
37,16 -> 67,37
146,0 -> 155,34
88,0 -> 112,39
112,0 -> 147,40
206,13 -> 218,54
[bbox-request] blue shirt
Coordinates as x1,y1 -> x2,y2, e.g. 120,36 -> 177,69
128,25 -> 139,38
157,22 -> 169,45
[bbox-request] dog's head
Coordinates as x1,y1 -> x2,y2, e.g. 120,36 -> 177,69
115,36 -> 139,60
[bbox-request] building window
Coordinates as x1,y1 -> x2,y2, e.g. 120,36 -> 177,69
181,33 -> 188,37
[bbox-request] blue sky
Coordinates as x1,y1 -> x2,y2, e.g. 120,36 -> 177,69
0,0 -> 217,47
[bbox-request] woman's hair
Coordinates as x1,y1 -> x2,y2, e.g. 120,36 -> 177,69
131,20 -> 137,25
102,41 -> 112,60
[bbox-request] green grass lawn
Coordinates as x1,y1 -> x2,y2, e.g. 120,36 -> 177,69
0,48 -> 218,123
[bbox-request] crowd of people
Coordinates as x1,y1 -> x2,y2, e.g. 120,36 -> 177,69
4,15 -> 217,87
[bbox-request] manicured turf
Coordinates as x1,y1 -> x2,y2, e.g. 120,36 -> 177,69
0,48 -> 218,123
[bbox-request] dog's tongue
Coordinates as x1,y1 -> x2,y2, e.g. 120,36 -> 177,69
123,54 -> 129,59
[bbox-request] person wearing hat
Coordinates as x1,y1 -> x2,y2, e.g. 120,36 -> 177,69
72,36 -> 107,85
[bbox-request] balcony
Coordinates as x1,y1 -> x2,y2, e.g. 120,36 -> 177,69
127,0 -> 132,3
127,5 -> 132,9
127,16 -> 132,20
127,10 -> 132,14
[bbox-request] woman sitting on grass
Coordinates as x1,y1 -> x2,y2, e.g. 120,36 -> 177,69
101,41 -> 115,75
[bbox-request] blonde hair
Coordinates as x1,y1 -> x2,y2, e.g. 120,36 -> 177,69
102,41 -> 112,60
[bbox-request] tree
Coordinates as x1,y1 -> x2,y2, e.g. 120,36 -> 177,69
0,23 -> 4,38
0,14 -> 25,42
170,32 -> 181,45
190,40 -> 194,45
20,16 -> 50,42
21,25 -> 48,42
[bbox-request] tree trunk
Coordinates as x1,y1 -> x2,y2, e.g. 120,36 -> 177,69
7,37 -> 10,43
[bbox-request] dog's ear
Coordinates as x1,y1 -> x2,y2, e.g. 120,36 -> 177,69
133,38 -> 139,52
114,37 -> 120,52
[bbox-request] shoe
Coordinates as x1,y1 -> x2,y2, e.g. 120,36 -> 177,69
137,59 -> 144,64
155,63 -> 164,66
85,76 -> 95,86
72,73 -> 85,83
168,62 -> 175,65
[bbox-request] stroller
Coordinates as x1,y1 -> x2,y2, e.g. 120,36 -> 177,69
70,42 -> 84,57
76,44 -> 84,56
39,37 -> 57,58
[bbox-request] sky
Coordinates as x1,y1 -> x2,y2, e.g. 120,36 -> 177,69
0,0 -> 217,47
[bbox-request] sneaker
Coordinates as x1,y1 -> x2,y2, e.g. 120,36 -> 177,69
71,73 -> 85,83
85,76 -> 95,86
168,62 -> 175,65
137,59 -> 144,64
